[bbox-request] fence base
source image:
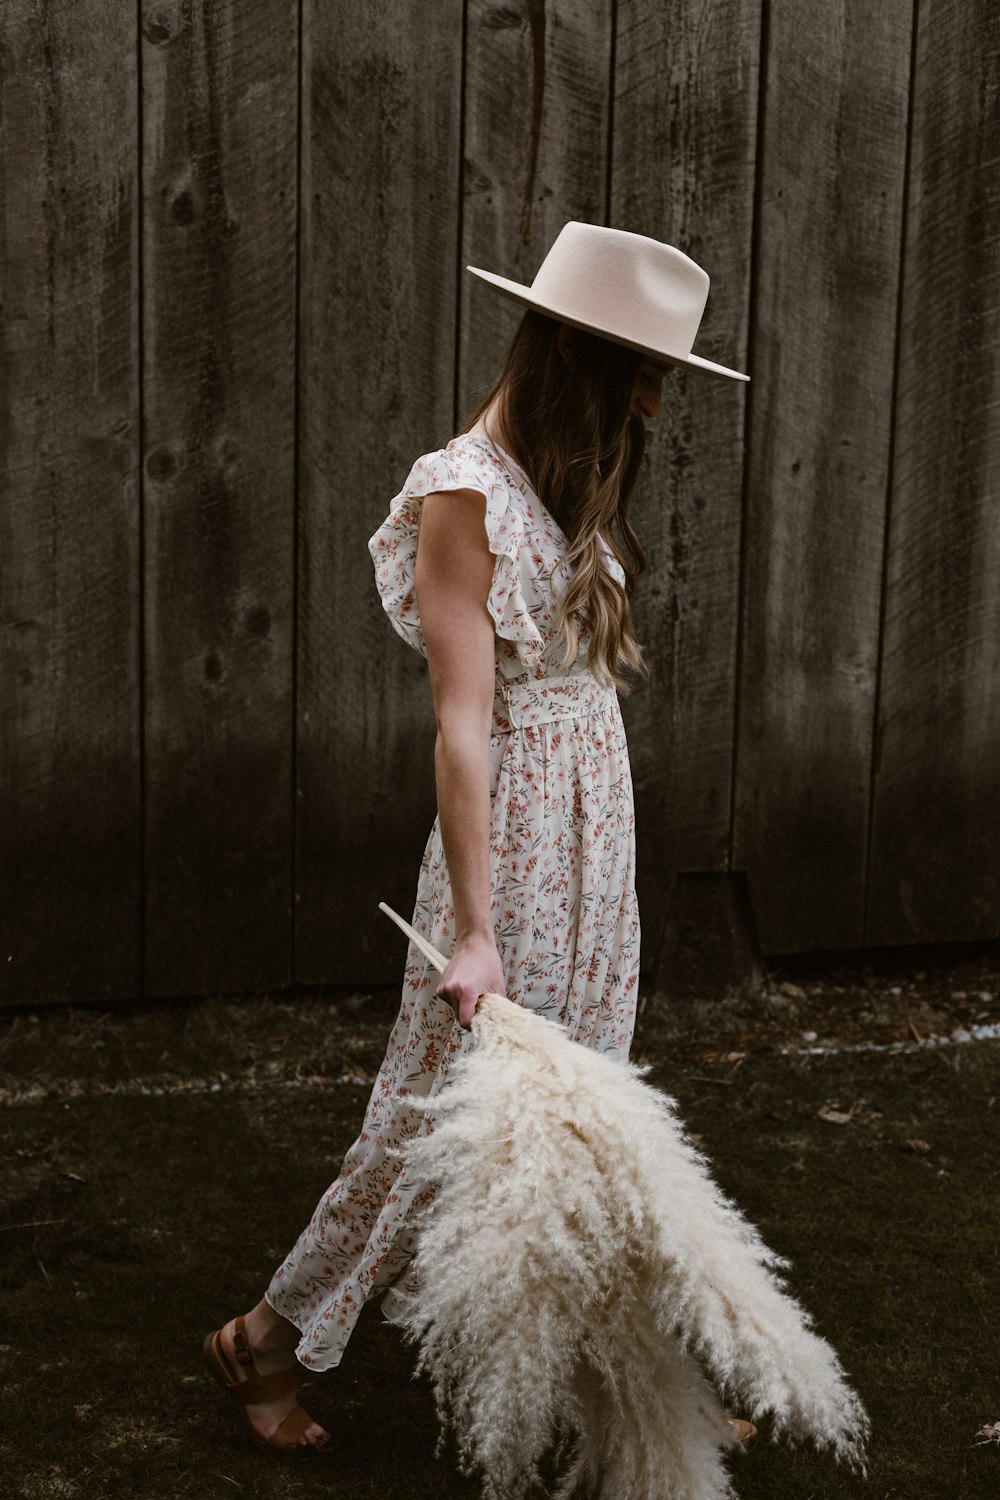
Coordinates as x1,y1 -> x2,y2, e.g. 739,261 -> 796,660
650,871 -> 763,1001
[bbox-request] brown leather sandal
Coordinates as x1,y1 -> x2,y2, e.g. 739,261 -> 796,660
202,1315 -> 329,1455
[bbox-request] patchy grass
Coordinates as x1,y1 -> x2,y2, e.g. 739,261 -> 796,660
1,985 -> 998,1499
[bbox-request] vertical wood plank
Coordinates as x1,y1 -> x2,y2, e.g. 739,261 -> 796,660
611,0 -> 760,974
458,0 -> 613,415
141,0 -> 298,997
732,0 -> 913,954
867,0 -> 1000,944
0,2 -> 140,1003
294,0 -> 464,982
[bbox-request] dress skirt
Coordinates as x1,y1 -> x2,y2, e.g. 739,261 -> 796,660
265,672 -> 640,1370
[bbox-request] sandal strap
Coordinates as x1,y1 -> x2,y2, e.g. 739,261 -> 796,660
268,1403 -> 320,1450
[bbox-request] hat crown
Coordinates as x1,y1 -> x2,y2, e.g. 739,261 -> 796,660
529,222 -> 710,359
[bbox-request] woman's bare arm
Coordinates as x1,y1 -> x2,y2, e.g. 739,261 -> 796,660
415,489 -> 507,1027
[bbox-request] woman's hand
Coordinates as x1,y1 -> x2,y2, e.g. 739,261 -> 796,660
436,931 -> 507,1030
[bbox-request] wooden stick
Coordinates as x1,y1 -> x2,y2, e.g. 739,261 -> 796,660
378,902 -> 449,973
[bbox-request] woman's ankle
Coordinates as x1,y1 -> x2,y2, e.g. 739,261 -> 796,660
243,1299 -> 301,1360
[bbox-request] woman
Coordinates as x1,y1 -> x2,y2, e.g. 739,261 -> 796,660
203,222 -> 749,1453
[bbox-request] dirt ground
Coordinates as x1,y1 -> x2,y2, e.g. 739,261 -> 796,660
2,941 -> 999,1499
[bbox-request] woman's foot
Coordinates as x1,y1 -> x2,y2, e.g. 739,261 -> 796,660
725,1417 -> 757,1444
209,1301 -> 328,1450
703,1408 -> 758,1446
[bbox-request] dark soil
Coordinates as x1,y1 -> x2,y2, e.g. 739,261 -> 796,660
1,946 -> 999,1498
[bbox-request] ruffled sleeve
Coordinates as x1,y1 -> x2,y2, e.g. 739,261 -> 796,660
367,438 -> 545,672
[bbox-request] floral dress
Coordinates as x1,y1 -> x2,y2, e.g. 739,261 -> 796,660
265,431 -> 641,1369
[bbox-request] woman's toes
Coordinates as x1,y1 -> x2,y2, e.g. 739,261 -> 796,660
294,1424 -> 325,1447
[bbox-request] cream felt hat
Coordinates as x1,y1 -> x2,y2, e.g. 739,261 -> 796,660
467,221 -> 748,383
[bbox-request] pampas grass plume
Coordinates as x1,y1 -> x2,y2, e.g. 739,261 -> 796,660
389,991 -> 870,1500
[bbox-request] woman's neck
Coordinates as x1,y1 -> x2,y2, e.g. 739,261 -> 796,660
468,398 -> 512,452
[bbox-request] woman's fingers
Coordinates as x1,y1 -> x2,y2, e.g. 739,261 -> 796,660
435,981 -> 485,1031
458,989 -> 483,1030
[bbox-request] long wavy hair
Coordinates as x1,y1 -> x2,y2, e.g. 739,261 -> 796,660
463,309 -> 649,691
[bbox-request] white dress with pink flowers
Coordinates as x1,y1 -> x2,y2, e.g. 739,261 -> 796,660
265,431 -> 641,1369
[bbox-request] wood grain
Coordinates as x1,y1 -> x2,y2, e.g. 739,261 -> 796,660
458,0 -> 613,417
294,0 -> 464,983
611,0 -> 761,977
0,2 -> 140,1003
141,0 -> 298,997
2,1 -> 998,1003
866,0 -> 1000,944
732,0 -> 913,954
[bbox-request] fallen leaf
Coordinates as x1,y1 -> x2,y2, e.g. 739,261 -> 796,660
901,1138 -> 932,1154
816,1105 -> 853,1126
62,1171 -> 86,1183
780,982 -> 807,1001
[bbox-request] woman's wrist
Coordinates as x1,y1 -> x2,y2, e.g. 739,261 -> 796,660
453,921 -> 497,948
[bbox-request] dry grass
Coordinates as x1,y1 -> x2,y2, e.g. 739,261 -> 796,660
1,975 -> 998,1498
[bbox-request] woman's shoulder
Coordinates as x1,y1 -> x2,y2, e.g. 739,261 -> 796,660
370,433 -> 536,575
400,432 -> 527,505
367,432 -> 548,667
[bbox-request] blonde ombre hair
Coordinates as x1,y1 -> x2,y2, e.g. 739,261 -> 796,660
465,310 -> 648,691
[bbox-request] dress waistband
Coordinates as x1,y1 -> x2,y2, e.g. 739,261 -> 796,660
494,673 -> 618,732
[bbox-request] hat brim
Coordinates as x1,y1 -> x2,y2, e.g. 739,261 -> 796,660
467,266 -> 750,383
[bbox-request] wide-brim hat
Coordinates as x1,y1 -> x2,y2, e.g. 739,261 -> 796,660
467,221 -> 748,383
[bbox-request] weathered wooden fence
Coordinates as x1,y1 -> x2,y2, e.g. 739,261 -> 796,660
2,0 -> 998,1005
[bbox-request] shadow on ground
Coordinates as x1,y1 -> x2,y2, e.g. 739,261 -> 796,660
1,947 -> 998,1498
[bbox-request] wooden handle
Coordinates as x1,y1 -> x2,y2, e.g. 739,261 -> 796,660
378,901 -> 449,974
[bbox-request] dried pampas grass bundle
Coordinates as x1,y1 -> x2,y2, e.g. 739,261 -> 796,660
378,905 -> 870,1500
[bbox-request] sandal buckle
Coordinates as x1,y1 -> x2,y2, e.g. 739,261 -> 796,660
232,1322 -> 253,1367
